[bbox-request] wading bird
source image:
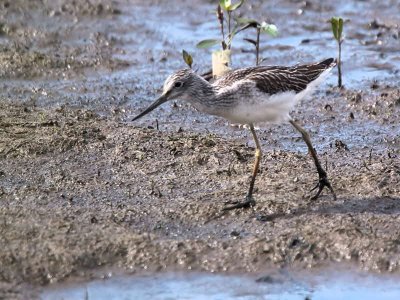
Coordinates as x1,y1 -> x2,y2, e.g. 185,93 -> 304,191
132,58 -> 336,210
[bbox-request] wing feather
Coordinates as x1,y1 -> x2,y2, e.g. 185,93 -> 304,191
214,58 -> 336,95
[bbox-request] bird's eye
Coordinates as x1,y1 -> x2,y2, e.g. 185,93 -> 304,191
174,81 -> 183,88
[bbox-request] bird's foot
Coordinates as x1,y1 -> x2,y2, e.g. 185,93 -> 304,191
310,175 -> 336,201
223,195 -> 256,211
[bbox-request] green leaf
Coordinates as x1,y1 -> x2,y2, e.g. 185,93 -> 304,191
331,17 -> 339,40
331,17 -> 343,41
235,17 -> 258,26
233,23 -> 255,36
260,22 -> 278,37
182,50 -> 193,68
229,0 -> 244,11
219,0 -> 231,10
338,17 -> 344,40
196,39 -> 221,49
233,18 -> 258,36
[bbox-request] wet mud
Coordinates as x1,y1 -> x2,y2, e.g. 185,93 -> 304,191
0,0 -> 399,299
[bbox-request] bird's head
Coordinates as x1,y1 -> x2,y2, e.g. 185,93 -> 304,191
131,69 -> 194,121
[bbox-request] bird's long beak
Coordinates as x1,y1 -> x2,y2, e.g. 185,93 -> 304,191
131,94 -> 168,121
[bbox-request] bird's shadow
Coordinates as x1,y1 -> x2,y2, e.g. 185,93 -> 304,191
254,196 -> 400,222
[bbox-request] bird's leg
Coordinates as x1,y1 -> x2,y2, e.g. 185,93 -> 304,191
224,124 -> 260,210
289,120 -> 336,200
247,124 -> 262,202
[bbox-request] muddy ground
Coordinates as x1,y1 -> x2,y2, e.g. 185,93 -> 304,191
0,0 -> 400,298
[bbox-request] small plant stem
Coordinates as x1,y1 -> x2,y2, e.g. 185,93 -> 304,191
217,5 -> 226,50
220,18 -> 225,43
338,41 -> 342,87
256,27 -> 261,65
227,11 -> 232,49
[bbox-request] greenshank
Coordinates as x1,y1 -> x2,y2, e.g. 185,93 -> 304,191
132,58 -> 337,210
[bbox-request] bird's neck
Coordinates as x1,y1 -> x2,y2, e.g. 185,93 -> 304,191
185,75 -> 217,112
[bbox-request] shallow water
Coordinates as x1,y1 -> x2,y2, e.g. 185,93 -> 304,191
116,0 -> 400,153
41,269 -> 400,300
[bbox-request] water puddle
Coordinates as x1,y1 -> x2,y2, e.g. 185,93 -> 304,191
41,269 -> 400,300
121,1 -> 400,91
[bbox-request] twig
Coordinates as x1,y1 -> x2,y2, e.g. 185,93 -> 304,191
217,5 -> 226,50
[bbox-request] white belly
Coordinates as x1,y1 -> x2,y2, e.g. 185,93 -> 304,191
218,91 -> 297,124
190,67 -> 331,125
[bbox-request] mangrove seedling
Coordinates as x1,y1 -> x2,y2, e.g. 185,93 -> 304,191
196,0 -> 245,51
196,1 -> 245,77
237,19 -> 278,65
219,0 -> 245,50
331,16 -> 344,87
195,1 -> 277,76
182,49 -> 193,68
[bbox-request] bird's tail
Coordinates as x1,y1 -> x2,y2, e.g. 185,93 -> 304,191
318,58 -> 337,69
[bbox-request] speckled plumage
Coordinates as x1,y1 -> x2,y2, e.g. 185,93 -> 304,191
133,58 -> 336,124
132,58 -> 337,208
215,58 -> 335,94
154,58 -> 336,124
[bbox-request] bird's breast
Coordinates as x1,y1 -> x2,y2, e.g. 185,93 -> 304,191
214,91 -> 298,124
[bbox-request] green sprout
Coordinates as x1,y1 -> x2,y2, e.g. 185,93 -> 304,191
195,0 -> 277,73
196,0 -> 244,51
331,17 -> 344,87
237,19 -> 278,65
219,0 -> 244,50
182,49 -> 193,68
257,22 -> 278,65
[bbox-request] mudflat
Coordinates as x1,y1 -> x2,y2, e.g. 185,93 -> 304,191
0,0 -> 399,298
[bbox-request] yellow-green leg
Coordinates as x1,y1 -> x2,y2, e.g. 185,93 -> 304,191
224,124 -> 260,210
